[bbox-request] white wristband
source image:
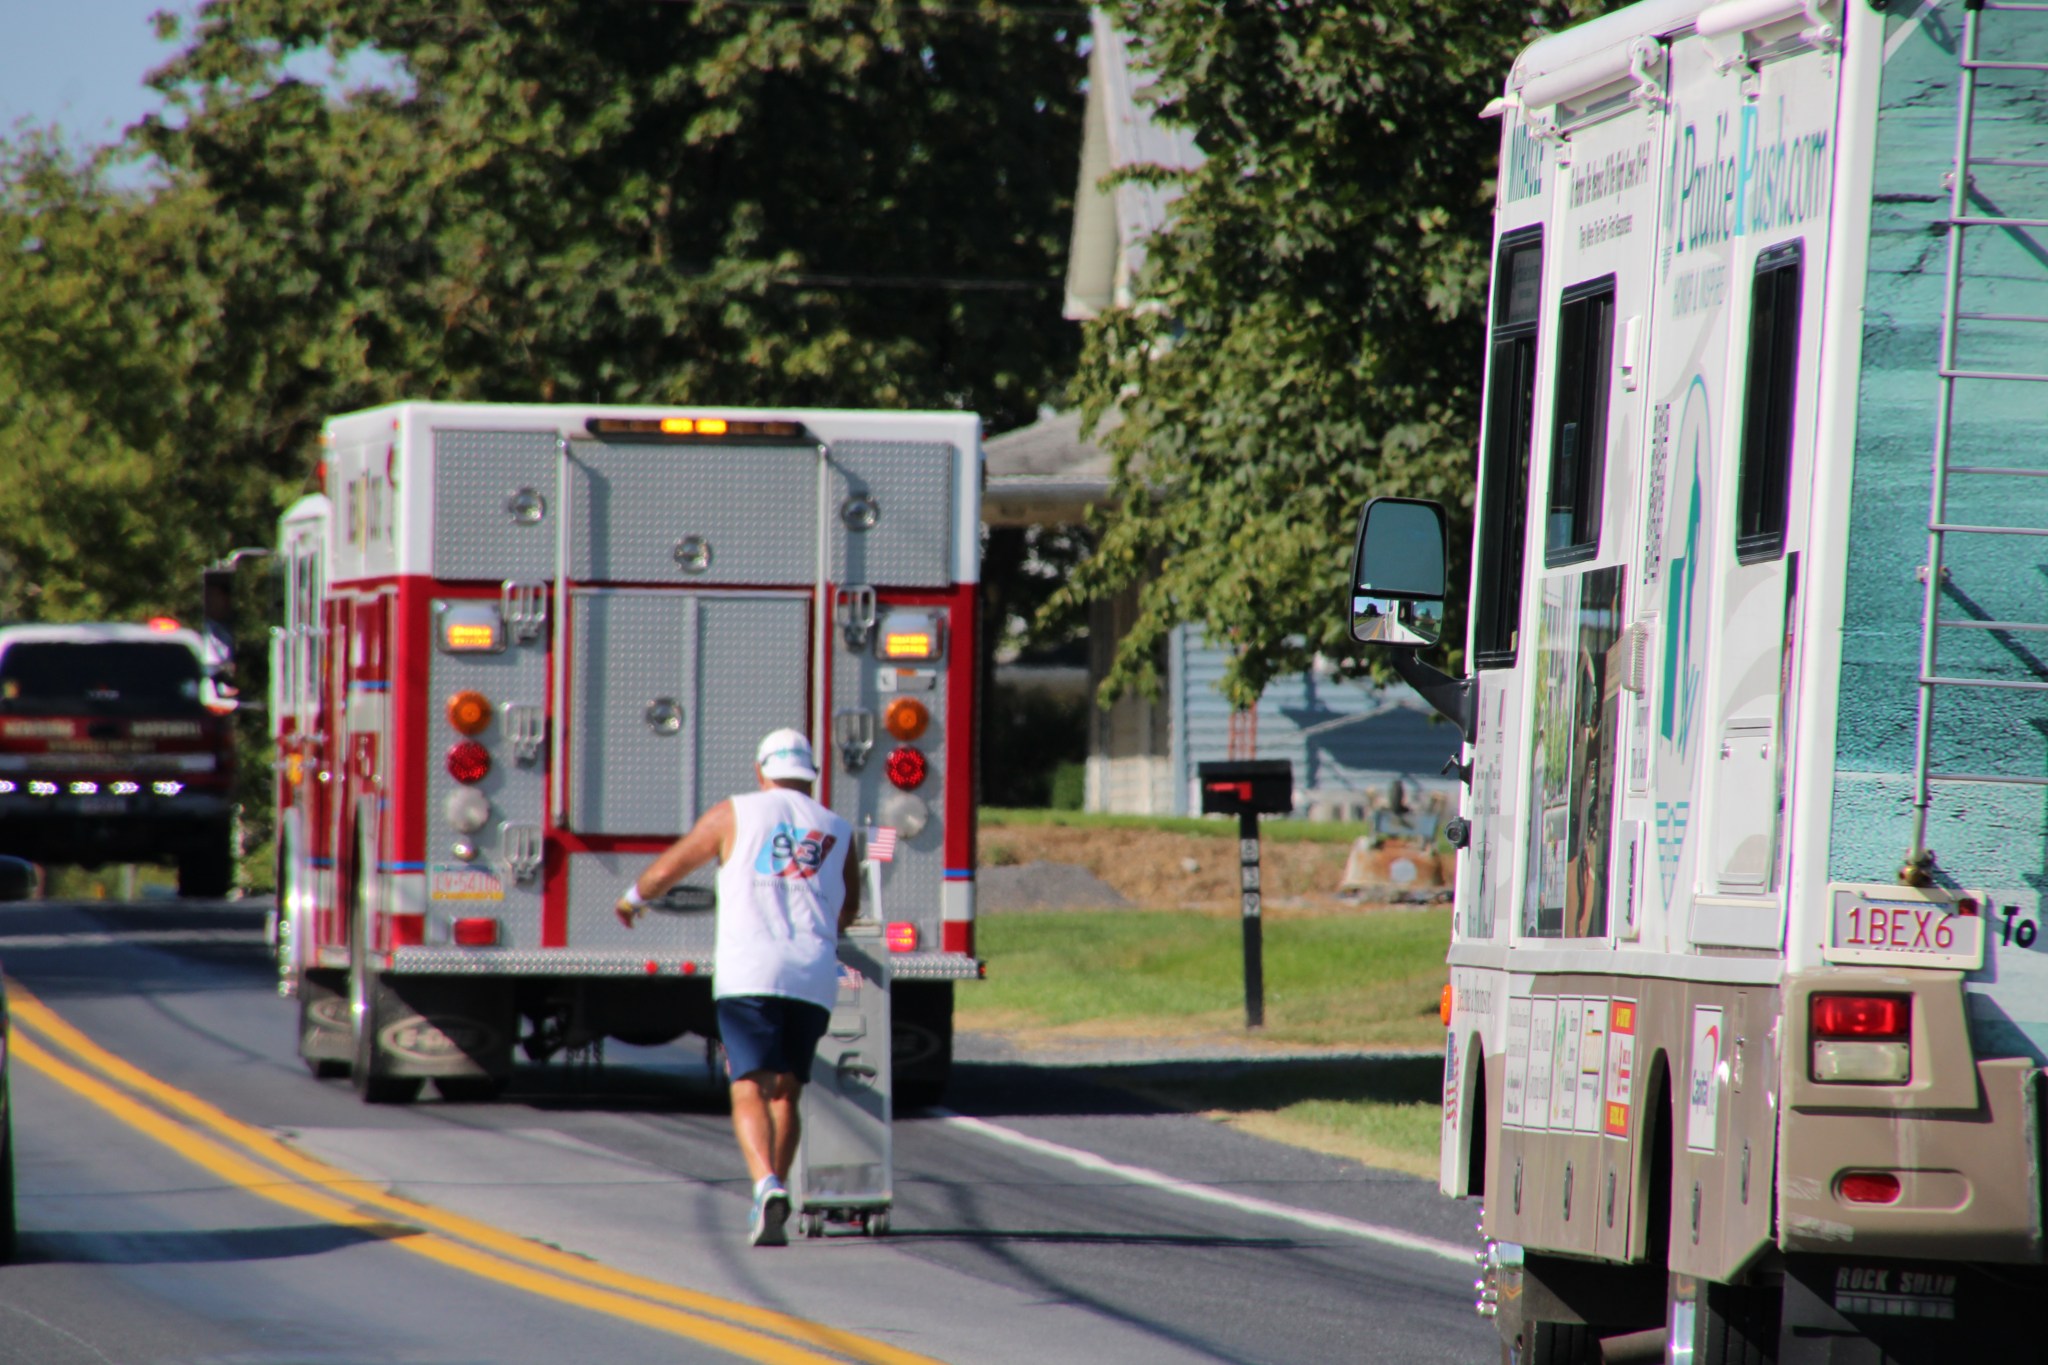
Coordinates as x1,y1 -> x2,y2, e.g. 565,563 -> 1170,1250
623,884 -> 646,907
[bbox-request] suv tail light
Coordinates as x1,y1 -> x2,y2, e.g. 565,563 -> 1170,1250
1811,993 -> 1911,1084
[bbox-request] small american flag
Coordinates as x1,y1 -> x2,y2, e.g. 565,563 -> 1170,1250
865,826 -> 899,863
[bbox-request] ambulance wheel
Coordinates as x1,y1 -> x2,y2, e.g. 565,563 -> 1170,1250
1500,1322 -> 1596,1365
349,871 -> 420,1106
865,1211 -> 889,1238
799,1212 -> 823,1239
298,975 -> 351,1079
0,1085 -> 17,1265
1666,1273 -> 1778,1365
177,824 -> 235,899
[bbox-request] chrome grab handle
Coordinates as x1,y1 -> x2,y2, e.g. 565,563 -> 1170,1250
837,585 -> 877,651
500,703 -> 545,764
500,581 -> 547,643
500,823 -> 543,884
833,709 -> 875,772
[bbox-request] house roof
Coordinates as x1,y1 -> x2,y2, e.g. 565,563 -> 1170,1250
983,409 -> 1116,527
1063,13 -> 1205,321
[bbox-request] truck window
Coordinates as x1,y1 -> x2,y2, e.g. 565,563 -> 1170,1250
1544,277 -> 1616,565
1473,228 -> 1544,669
0,642 -> 206,716
1736,240 -> 1803,563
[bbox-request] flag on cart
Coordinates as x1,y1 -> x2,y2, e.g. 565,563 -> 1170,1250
864,826 -> 898,863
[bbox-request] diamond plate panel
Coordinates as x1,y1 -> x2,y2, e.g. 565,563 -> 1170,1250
433,429 -> 561,582
565,850 -> 717,955
697,595 -> 811,803
567,592 -> 695,836
425,607 -> 550,946
564,440 -> 820,585
831,628 -> 946,934
828,441 -> 954,589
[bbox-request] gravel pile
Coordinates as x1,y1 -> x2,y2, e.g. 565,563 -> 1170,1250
978,860 -> 1131,912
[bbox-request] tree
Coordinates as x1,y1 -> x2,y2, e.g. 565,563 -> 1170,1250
0,0 -> 1086,624
1051,0 -> 1610,708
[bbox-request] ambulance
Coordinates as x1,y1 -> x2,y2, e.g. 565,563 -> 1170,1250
272,403 -> 982,1105
1348,2 -> 2048,1358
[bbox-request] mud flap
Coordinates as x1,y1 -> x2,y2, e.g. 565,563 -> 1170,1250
360,975 -> 516,1079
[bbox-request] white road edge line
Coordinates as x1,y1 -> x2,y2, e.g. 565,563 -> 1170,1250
933,1109 -> 1472,1265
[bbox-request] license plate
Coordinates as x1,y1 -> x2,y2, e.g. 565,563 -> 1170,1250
70,796 -> 130,815
1825,884 -> 1985,970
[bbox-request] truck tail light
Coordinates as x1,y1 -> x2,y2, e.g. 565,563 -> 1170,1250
1836,1172 -> 1903,1205
883,697 -> 929,741
885,745 -> 927,790
447,741 -> 491,784
453,917 -> 499,947
447,690 -> 493,736
1812,994 -> 1909,1038
885,921 -> 918,953
1811,993 -> 1911,1084
389,913 -> 426,947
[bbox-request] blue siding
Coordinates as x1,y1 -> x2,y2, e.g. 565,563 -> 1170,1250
1173,626 -> 1462,814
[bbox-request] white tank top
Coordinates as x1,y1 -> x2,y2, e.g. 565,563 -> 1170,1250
713,787 -> 853,1008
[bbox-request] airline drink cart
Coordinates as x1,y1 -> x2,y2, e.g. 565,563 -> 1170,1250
793,920 -> 893,1238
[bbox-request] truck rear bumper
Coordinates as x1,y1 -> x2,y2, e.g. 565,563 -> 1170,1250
1780,1056 -> 2044,1262
374,947 -> 984,981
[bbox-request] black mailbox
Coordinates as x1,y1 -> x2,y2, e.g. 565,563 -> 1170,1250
1198,760 -> 1294,817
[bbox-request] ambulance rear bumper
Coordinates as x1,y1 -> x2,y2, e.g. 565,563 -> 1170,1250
372,947 -> 984,980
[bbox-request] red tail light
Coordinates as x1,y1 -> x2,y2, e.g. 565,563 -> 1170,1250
1812,994 -> 1909,1038
885,921 -> 918,953
885,745 -> 928,790
447,741 -> 492,784
452,917 -> 498,947
1837,1172 -> 1902,1204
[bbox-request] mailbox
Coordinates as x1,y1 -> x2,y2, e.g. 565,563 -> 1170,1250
1198,760 -> 1294,817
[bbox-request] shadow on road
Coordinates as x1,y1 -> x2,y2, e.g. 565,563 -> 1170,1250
881,1228 -> 1300,1249
942,1054 -> 1442,1123
16,1221 -> 418,1266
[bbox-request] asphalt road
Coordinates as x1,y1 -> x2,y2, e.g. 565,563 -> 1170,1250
0,898 -> 1493,1364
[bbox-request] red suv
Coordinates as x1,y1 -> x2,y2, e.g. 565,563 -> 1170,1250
0,622 -> 238,896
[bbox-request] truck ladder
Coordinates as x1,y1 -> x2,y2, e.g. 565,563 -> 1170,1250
1906,0 -> 2048,881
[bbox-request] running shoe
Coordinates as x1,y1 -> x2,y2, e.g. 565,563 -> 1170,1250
749,1183 -> 791,1247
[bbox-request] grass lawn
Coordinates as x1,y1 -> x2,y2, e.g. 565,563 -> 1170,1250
965,907 -> 1451,1049
962,908 -> 1451,1173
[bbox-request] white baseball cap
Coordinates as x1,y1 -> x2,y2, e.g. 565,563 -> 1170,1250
755,728 -> 820,782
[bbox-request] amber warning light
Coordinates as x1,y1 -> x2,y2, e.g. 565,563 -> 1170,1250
586,417 -> 805,440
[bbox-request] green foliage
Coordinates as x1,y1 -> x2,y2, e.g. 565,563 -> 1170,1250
961,907 -> 1451,1049
1054,0 -> 1612,707
981,681 -> 1088,807
0,0 -> 1085,623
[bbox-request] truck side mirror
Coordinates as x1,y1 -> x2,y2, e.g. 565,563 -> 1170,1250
1349,497 -> 1449,650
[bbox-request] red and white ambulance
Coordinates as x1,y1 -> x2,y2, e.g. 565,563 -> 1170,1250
271,402 -> 982,1103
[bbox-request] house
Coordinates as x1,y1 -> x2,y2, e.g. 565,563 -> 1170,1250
983,15 -> 1461,820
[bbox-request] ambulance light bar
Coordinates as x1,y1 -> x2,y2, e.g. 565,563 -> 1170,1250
585,417 -> 809,442
436,602 -> 505,654
878,611 -> 943,662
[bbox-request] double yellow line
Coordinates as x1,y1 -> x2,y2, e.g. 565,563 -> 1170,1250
7,981 -> 938,1365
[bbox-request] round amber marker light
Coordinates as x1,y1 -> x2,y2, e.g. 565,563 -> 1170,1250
883,697 -> 929,742
447,689 -> 493,736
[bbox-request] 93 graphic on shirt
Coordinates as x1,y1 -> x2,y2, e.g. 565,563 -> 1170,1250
755,823 -> 837,880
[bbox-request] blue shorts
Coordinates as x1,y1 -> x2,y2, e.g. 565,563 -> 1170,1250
716,995 -> 831,1082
